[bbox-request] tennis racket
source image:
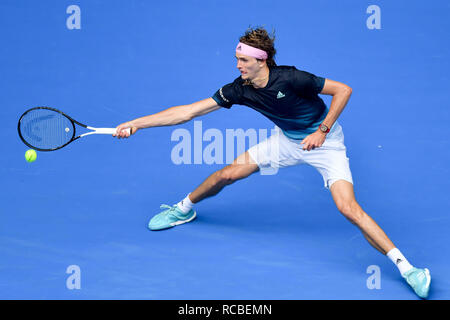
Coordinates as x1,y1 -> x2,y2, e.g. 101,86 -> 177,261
18,106 -> 131,151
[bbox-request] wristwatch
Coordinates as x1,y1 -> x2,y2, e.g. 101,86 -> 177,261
319,123 -> 330,134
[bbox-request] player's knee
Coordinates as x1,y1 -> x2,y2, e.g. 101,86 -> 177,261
337,200 -> 363,225
216,166 -> 240,185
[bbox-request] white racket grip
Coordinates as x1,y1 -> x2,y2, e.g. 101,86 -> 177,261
88,127 -> 131,135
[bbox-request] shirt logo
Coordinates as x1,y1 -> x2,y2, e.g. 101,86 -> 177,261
219,87 -> 230,103
277,91 -> 286,99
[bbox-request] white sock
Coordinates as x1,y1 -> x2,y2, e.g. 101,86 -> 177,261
386,248 -> 414,275
177,194 -> 194,214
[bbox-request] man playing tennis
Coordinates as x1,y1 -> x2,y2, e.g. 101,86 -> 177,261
114,27 -> 431,299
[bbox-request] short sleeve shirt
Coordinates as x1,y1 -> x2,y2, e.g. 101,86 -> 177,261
212,66 -> 327,140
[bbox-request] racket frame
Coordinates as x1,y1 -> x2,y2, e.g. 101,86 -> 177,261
18,106 -> 122,152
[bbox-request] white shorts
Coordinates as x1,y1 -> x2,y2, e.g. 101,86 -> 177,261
247,122 -> 353,189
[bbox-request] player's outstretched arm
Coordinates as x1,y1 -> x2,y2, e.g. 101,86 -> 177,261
114,98 -> 221,138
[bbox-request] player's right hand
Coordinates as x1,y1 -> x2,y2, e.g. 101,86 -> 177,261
114,122 -> 138,139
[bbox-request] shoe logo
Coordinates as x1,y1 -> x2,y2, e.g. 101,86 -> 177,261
396,258 -> 403,265
277,91 -> 285,99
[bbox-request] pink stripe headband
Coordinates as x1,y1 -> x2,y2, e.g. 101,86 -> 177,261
236,42 -> 268,60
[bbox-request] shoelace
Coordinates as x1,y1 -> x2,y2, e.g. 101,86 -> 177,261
406,269 -> 425,287
159,204 -> 184,219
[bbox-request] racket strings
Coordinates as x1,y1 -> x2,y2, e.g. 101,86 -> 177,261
19,109 -> 74,150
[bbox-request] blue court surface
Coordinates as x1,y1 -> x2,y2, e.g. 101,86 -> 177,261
1,0 -> 449,300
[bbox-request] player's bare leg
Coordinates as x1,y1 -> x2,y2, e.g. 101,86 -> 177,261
329,180 -> 431,298
189,151 -> 259,203
329,180 -> 395,254
148,151 -> 258,231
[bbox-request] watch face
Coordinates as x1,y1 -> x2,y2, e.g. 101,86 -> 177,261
320,124 -> 328,132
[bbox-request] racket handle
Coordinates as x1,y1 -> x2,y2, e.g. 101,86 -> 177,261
90,127 -> 131,135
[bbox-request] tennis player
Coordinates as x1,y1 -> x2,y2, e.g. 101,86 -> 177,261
114,27 -> 431,299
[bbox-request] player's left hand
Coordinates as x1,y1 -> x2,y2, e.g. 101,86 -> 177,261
301,130 -> 327,151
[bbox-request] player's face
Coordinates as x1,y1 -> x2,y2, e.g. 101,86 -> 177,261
235,53 -> 259,80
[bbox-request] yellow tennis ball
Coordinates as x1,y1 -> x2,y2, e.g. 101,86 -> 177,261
25,149 -> 37,163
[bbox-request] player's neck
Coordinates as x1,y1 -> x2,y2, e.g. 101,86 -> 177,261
250,67 -> 270,89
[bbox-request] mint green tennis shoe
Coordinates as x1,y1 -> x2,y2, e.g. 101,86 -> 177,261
148,204 -> 196,231
402,267 -> 431,299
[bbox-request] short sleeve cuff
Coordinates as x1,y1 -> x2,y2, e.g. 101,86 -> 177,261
212,88 -> 233,109
316,77 -> 325,93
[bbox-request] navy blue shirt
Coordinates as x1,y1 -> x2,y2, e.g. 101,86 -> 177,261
212,66 -> 327,140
